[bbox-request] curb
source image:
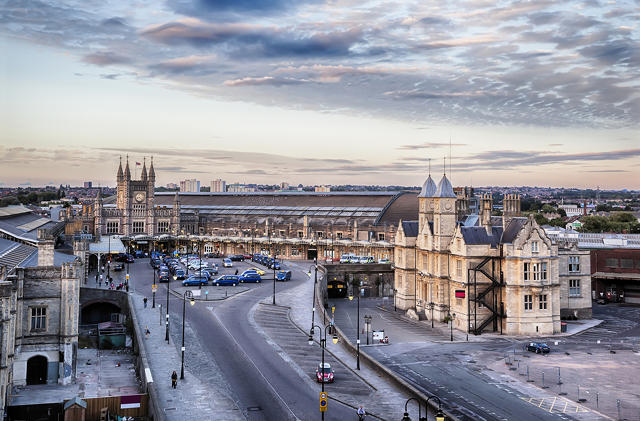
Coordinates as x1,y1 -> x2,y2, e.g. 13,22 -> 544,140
316,280 -> 461,421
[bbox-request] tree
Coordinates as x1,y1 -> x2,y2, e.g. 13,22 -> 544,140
610,212 -> 635,223
579,216 -> 610,233
541,204 -> 555,214
557,208 -> 567,217
534,213 -> 549,226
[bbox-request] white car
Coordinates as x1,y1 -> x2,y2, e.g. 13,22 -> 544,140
223,258 -> 232,268
378,258 -> 391,264
188,261 -> 208,270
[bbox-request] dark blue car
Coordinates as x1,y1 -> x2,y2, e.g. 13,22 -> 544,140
239,271 -> 261,283
276,270 -> 291,281
526,342 -> 550,353
182,275 -> 208,286
174,269 -> 186,280
213,275 -> 239,286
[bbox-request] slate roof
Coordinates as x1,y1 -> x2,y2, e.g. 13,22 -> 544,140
21,250 -> 78,268
434,175 -> 456,198
401,221 -> 419,238
417,175 -> 437,198
0,210 -> 59,244
461,226 -> 503,248
0,239 -> 37,273
500,217 -> 528,243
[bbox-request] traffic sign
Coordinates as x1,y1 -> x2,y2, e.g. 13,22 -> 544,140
152,284 -> 157,292
126,274 -> 130,280
319,392 -> 327,412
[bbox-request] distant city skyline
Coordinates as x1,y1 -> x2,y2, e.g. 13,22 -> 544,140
1,1 -> 638,189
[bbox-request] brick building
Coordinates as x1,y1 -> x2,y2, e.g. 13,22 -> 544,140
591,249 -> 640,304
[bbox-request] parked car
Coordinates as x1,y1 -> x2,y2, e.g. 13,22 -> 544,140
348,255 -> 361,263
378,258 -> 391,264
113,263 -> 124,271
158,273 -> 170,283
150,258 -> 162,268
239,271 -> 261,283
276,270 -> 292,281
201,267 -> 218,277
158,265 -> 169,273
174,269 -> 186,280
134,250 -> 146,258
358,256 -> 374,264
188,261 -> 208,270
229,254 -> 245,262
182,275 -> 208,286
249,267 -> 266,276
223,258 -> 233,268
526,342 -> 550,354
242,254 -> 252,260
213,275 -> 239,286
315,363 -> 334,383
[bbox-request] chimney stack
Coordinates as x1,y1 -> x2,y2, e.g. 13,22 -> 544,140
502,193 -> 521,230
37,229 -> 55,266
480,193 -> 493,234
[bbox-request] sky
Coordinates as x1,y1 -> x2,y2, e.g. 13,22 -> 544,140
0,0 -> 639,189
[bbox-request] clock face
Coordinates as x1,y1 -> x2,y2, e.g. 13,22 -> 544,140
135,193 -> 145,203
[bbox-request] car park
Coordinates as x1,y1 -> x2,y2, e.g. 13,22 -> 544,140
213,275 -> 239,286
276,270 -> 291,281
315,363 -> 334,383
182,275 -> 208,286
526,342 -> 550,354
223,258 -> 233,268
239,271 -> 261,283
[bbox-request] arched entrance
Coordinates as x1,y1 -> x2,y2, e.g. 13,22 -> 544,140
81,302 -> 121,324
26,355 -> 48,385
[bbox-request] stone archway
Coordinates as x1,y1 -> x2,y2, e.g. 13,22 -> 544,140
26,355 -> 48,385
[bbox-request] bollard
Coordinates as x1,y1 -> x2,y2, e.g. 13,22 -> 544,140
616,399 -> 620,420
596,391 -> 598,409
578,385 -> 587,402
159,304 -> 162,325
557,367 -> 562,385
558,380 -> 567,396
542,372 -> 547,389
527,366 -> 534,382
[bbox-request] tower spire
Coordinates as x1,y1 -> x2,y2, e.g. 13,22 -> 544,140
141,157 -> 148,180
124,155 -> 131,180
117,156 -> 123,181
149,156 -> 155,180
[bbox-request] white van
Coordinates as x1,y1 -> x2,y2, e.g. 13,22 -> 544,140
340,254 -> 355,264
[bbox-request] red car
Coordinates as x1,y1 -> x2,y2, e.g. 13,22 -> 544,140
316,363 -> 334,383
243,254 -> 252,260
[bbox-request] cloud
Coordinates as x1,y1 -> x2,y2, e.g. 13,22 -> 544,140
223,76 -> 308,87
148,55 -> 219,75
83,52 -> 131,66
397,142 -> 468,150
167,0 -> 317,19
140,19 -> 364,58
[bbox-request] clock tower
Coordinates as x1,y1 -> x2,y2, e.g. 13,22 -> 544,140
115,156 -> 156,236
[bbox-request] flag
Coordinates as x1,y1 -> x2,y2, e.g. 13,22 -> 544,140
136,162 -> 141,166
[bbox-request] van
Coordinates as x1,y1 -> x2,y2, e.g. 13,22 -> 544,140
340,254 -> 354,264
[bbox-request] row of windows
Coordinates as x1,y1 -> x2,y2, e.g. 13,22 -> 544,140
605,258 -> 640,269
523,262 -> 548,281
524,294 -> 547,311
104,221 -> 172,234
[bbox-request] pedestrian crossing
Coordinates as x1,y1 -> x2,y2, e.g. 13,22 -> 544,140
520,396 -> 590,415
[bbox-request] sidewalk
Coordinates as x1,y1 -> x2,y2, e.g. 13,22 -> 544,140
130,291 -> 244,421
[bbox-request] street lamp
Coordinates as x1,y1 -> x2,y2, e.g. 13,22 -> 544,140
348,288 -> 361,370
401,396 -> 445,421
307,259 -> 318,332
308,323 -> 339,421
429,302 -> 435,328
426,396 -> 445,421
393,288 -> 397,312
165,273 -> 172,343
180,290 -> 195,379
364,315 -> 372,345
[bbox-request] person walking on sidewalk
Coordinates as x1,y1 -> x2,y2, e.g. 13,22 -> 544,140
357,405 -> 366,420
145,326 -> 150,338
171,371 -> 178,389
143,297 -> 148,308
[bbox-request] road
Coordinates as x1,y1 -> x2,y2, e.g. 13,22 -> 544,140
131,257 -> 357,421
330,297 -> 609,421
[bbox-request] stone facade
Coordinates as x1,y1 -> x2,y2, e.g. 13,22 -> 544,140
395,174 -> 563,336
557,242 -> 592,319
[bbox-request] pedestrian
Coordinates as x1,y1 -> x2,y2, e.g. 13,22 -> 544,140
171,370 -> 178,388
143,297 -> 148,308
357,405 -> 366,420
235,269 -> 238,275
126,284 -> 129,292
101,265 -> 105,273
145,326 -> 150,338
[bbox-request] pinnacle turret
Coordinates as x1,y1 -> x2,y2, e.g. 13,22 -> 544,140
117,157 -> 123,182
124,156 -> 131,180
141,157 -> 147,180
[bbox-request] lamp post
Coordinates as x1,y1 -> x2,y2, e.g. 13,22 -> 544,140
180,290 -> 195,379
152,265 -> 156,308
198,238 -> 202,290
401,396 -> 445,421
348,288 -> 361,370
308,323 -> 339,421
307,259 -> 318,332
429,302 -> 435,328
393,288 -> 397,312
165,273 -> 171,343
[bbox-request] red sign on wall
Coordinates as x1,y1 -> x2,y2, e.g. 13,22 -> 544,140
455,290 -> 465,298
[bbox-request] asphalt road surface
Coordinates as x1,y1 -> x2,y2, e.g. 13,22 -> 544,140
133,257 -> 358,421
